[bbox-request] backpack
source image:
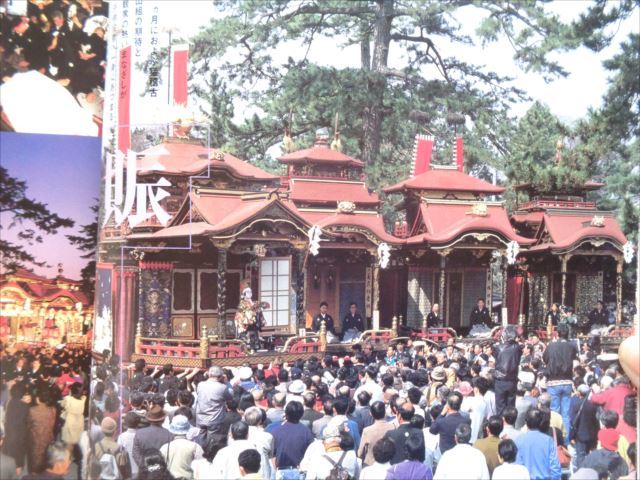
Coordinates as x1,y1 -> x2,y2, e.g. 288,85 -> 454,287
94,439 -> 132,480
324,451 -> 351,480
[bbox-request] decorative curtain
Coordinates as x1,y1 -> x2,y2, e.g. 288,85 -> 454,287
407,267 -> 435,328
139,262 -> 172,337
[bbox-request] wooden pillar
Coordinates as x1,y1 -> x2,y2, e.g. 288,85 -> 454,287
616,255 -> 623,325
217,247 -> 228,339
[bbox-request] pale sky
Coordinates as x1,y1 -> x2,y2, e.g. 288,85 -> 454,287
147,1 -> 640,127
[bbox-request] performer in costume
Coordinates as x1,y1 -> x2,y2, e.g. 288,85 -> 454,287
234,286 -> 267,352
426,303 -> 442,328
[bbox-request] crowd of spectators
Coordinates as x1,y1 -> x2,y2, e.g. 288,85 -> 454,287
77,323 -> 637,480
0,0 -> 107,118
0,341 -> 91,479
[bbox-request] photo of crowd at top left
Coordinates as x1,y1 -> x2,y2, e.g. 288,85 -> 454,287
0,0 -> 108,136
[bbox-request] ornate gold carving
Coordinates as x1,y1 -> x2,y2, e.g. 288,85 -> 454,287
200,324 -> 209,358
471,233 -> 491,241
590,215 -> 605,227
254,244 -> 267,257
466,203 -> 488,216
437,248 -> 452,257
337,201 -> 356,214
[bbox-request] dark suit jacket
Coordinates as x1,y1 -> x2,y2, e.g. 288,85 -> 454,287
384,424 -> 417,464
570,397 -> 599,444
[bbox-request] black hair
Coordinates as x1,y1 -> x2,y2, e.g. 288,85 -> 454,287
357,390 -> 371,407
178,390 -> 193,407
557,323 -> 569,339
487,415 -> 504,437
238,448 -> 261,474
238,393 -> 256,412
124,411 -> 141,429
372,437 -> 395,464
623,394 -> 637,428
349,302 -> 357,308
166,389 -> 178,407
399,402 -> 415,422
322,396 -> 334,416
447,392 -> 462,411
370,401 -> 386,420
525,408 -> 544,431
137,449 -> 171,479
203,434 -> 226,463
498,439 -> 518,463
134,358 -> 146,372
70,382 -> 83,398
333,396 -> 349,415
429,403 -> 444,421
502,406 -> 518,426
174,406 -> 193,421
130,391 -> 144,408
230,421 -> 249,440
303,391 -> 316,408
407,387 -> 421,405
601,410 -> 619,429
285,400 -> 304,423
405,430 -> 426,462
628,443 -> 636,468
473,376 -> 489,396
410,414 -> 425,429
455,423 -> 472,444
320,301 -> 328,308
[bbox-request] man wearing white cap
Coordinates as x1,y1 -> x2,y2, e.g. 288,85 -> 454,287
286,379 -> 306,405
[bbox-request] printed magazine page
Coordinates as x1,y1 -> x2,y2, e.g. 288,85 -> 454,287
2,1 -> 639,479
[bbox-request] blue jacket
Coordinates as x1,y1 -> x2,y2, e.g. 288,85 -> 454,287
514,430 -> 561,480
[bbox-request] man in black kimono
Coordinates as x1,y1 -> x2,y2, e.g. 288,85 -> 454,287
342,302 -> 365,340
469,298 -> 492,328
312,301 -> 337,341
587,301 -> 608,329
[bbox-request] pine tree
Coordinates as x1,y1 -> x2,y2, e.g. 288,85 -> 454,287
0,166 -> 74,272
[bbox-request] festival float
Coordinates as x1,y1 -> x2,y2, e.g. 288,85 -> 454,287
0,266 -> 93,348
95,123 -> 634,368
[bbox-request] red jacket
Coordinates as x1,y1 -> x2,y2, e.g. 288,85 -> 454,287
591,383 -> 637,443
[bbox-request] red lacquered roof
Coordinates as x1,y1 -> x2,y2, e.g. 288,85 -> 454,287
148,193 -> 310,238
278,144 -> 364,167
137,140 -> 277,180
384,168 -> 504,195
406,202 -> 533,246
289,179 -> 380,205
530,211 -> 627,252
